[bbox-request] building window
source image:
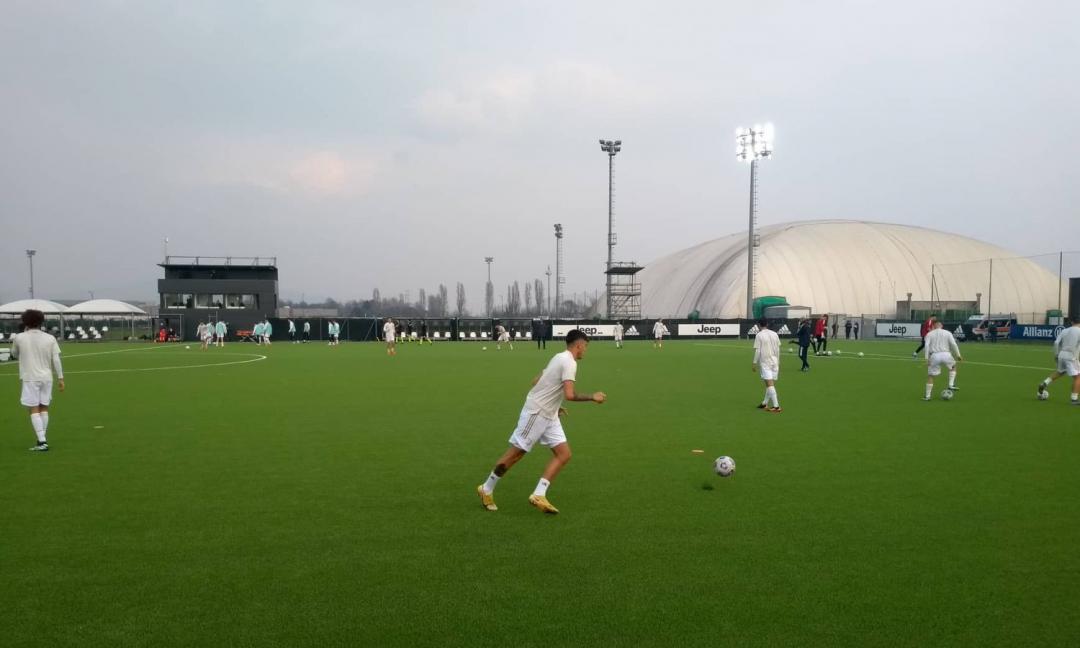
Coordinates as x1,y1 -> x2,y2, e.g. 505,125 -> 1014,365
211,294 -> 224,309
195,294 -> 213,309
164,293 -> 193,309
226,294 -> 257,309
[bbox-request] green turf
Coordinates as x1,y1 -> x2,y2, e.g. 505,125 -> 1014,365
1,338 -> 1078,647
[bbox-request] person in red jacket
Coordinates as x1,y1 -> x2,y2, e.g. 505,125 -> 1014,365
813,315 -> 828,355
913,315 -> 936,358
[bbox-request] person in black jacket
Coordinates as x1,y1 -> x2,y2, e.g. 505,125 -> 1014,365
790,318 -> 812,371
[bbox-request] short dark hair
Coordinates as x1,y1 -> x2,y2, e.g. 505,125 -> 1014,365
757,318 -> 769,328
21,309 -> 45,329
565,329 -> 589,346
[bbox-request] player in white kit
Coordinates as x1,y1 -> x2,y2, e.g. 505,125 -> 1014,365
614,322 -> 624,349
923,321 -> 962,400
495,324 -> 513,350
10,309 -> 65,452
653,319 -> 665,348
383,318 -> 397,356
752,318 -> 782,413
197,322 -> 211,350
476,330 -> 606,514
1038,318 -> 1080,404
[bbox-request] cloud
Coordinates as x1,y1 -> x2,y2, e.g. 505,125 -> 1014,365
415,61 -> 658,134
187,139 -> 377,197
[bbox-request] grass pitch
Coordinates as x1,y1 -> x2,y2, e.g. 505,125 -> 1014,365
1,338 -> 1078,647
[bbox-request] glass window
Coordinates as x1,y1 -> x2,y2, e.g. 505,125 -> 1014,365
164,293 -> 192,309
195,294 -> 213,308
211,294 -> 224,309
226,294 -> 258,310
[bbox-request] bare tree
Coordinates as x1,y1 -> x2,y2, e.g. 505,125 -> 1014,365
373,288 -> 381,305
534,279 -> 545,316
525,282 -> 533,314
438,284 -> 449,316
418,288 -> 427,314
456,282 -> 467,316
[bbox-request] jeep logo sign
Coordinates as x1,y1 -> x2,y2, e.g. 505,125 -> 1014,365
677,323 -> 739,337
552,324 -> 615,338
875,322 -> 922,338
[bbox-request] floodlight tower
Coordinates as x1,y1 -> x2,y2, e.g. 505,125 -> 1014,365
554,225 -> 564,318
26,249 -> 37,298
484,257 -> 494,317
736,123 -> 774,319
599,139 -> 621,318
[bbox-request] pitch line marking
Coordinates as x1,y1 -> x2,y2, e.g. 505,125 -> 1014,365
690,343 -> 1053,372
0,353 -> 267,376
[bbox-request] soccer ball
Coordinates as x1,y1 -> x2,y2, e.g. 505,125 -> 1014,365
858,352 -> 864,357
1037,390 -> 1049,401
826,351 -> 833,356
835,350 -> 842,355
185,345 -> 191,349
941,389 -> 954,401
713,456 -> 736,477
482,346 -> 487,351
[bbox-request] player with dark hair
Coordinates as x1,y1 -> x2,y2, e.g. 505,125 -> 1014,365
753,318 -> 782,412
477,329 -> 606,514
11,309 -> 65,451
914,315 -> 936,358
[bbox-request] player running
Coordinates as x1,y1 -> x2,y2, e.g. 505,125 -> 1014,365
476,329 -> 606,514
197,322 -> 211,350
383,318 -> 396,356
496,323 -> 513,350
753,318 -> 782,412
1037,318 -> 1080,405
923,320 -> 962,400
653,319 -> 665,348
288,319 -> 297,343
913,315 -> 936,358
11,309 -> 65,452
614,321 -> 624,349
262,319 -> 273,345
253,321 -> 265,345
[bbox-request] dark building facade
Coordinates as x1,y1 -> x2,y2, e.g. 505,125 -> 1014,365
157,256 -> 278,340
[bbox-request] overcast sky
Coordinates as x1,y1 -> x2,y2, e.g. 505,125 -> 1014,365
2,1 -> 1077,308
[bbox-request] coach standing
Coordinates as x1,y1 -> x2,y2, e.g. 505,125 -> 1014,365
795,318 -> 812,371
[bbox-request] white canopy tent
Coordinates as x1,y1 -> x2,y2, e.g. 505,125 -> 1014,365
64,300 -> 150,341
0,299 -> 69,340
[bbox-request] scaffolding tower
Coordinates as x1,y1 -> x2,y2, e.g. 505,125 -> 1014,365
605,261 -> 643,319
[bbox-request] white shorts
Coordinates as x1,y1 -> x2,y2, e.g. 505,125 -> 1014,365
499,334 -> 510,342
759,365 -> 779,381
386,334 -> 395,343
928,352 -> 955,376
1058,354 -> 1080,377
21,380 -> 53,407
614,336 -> 623,342
654,334 -> 663,340
508,408 -> 567,452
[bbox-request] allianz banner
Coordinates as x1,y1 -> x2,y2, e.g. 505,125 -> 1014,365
678,323 -> 740,337
875,321 -> 921,338
1010,324 -> 1064,341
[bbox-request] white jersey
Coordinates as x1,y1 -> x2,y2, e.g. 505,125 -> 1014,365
753,329 -> 781,369
384,322 -> 395,339
11,329 -> 64,382
614,324 -> 624,339
924,328 -> 960,359
1054,326 -> 1080,360
523,350 -> 578,419
653,322 -> 664,338
303,322 -> 311,333
288,320 -> 296,333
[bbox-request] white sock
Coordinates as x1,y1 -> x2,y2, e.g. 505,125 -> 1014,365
761,390 -> 769,406
766,386 -> 779,408
1042,377 -> 1052,386
925,384 -> 933,399
482,472 -> 500,495
30,413 -> 46,443
1072,393 -> 1078,402
948,371 -> 957,388
41,412 -> 49,432
533,478 -> 550,497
